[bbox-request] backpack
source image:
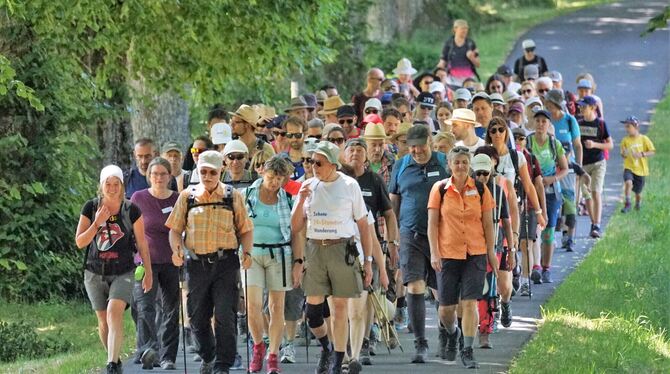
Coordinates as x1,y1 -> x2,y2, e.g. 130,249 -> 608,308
393,152 -> 447,188
438,177 -> 485,205
526,132 -> 558,164
444,37 -> 480,81
183,184 -> 235,245
84,198 -> 136,275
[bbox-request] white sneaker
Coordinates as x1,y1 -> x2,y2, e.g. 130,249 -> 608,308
280,342 -> 296,364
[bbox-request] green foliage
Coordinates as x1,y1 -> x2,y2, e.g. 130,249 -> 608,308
642,5 -> 670,36
0,320 -> 72,363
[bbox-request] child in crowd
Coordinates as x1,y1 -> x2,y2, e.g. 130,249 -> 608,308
619,116 -> 655,212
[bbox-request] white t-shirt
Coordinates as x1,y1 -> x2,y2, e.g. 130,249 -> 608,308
497,150 -> 527,184
299,172 -> 368,240
455,137 -> 486,155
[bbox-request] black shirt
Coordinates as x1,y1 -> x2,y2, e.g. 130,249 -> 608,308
579,118 -> 610,165
356,170 -> 392,239
513,55 -> 548,81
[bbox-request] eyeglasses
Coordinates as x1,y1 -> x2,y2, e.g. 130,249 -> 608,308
286,132 -> 304,139
191,147 -> 206,154
364,108 -> 379,114
307,134 -> 322,140
522,89 -> 533,94
514,136 -> 526,141
488,127 -> 506,135
327,137 -> 345,145
475,170 -> 490,177
200,169 -> 219,176
272,130 -> 287,137
537,88 -> 549,94
226,153 -> 246,161
311,159 -> 325,168
150,172 -> 169,178
368,77 -> 383,82
302,157 -> 314,164
339,119 -> 354,125
420,105 -> 433,110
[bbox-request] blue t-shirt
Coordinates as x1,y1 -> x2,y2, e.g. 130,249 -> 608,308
282,152 -> 305,180
125,167 -> 149,199
552,113 -> 580,161
389,153 -> 449,235
251,200 -> 285,256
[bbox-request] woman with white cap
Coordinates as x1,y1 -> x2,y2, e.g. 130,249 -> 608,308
75,165 -> 153,374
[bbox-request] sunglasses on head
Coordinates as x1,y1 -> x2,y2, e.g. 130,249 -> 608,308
286,132 -> 303,139
272,130 -> 287,137
328,137 -> 345,145
307,134 -> 322,140
226,153 -> 246,161
365,108 -> 379,114
191,147 -> 206,154
489,126 -> 506,135
339,119 -> 355,125
475,170 -> 490,177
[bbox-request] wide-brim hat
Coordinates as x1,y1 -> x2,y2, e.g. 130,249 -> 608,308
318,96 -> 345,116
284,96 -> 314,113
228,104 -> 260,127
393,57 -> 417,76
363,123 -> 387,140
445,108 -> 479,127
313,141 -> 341,168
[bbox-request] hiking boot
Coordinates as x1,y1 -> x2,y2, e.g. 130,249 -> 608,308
160,360 -> 176,370
280,342 -> 296,364
478,333 -> 492,349
445,326 -> 461,362
141,348 -> 157,370
437,326 -> 448,359
411,338 -> 428,363
249,343 -> 265,372
340,360 -> 348,374
565,238 -> 574,252
347,359 -> 362,374
590,224 -> 602,238
266,353 -> 281,374
360,338 -> 372,365
621,202 -> 631,213
369,323 -> 380,356
315,349 -> 332,374
460,347 -> 479,369
230,354 -> 243,371
519,282 -> 531,297
107,361 -> 122,374
512,274 -> 520,295
200,360 -> 214,374
394,307 -> 408,331
531,269 -> 543,284
542,269 -> 553,283
501,302 -> 512,328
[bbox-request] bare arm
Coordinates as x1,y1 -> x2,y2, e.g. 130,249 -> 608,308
505,179 -> 520,243
134,216 -> 153,292
382,208 -> 399,268
75,203 -> 111,249
427,208 -> 442,272
482,209 -> 499,275
390,193 -> 400,221
573,136 -> 583,166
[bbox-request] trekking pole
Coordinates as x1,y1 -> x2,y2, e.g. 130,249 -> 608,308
524,199 -> 533,300
305,301 -> 309,364
244,269 -> 250,371
178,266 -> 188,374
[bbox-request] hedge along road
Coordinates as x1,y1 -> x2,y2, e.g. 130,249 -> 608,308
123,1 -> 669,373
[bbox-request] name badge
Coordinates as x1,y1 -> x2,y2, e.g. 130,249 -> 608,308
465,189 -> 478,196
427,171 -> 440,178
162,206 -> 174,214
361,190 -> 372,197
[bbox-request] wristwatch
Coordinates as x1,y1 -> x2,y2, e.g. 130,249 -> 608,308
293,258 -> 304,265
535,209 -> 543,215
365,256 -> 374,263
391,240 -> 400,246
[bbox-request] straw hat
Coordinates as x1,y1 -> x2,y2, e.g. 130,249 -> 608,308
445,108 -> 479,127
228,105 -> 260,127
318,96 -> 345,116
390,122 -> 412,141
363,123 -> 387,140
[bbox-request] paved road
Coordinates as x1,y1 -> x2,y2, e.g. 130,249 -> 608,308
123,1 -> 669,373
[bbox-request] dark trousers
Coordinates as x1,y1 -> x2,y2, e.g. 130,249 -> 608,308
133,263 -> 180,362
186,252 -> 240,371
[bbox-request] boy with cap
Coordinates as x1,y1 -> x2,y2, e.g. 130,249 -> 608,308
416,92 -> 437,133
513,39 -> 548,82
619,116 -> 655,212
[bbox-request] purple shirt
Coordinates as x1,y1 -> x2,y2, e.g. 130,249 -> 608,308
131,189 -> 179,265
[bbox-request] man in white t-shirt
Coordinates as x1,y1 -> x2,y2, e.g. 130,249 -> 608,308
449,108 -> 486,154
291,141 -> 373,374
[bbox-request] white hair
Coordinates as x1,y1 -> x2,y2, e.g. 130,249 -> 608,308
535,77 -> 553,90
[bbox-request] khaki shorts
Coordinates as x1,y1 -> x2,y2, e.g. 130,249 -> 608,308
583,160 -> 607,194
303,240 -> 363,298
243,251 -> 293,292
84,269 -> 134,311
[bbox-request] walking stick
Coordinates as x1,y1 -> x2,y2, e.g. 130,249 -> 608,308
244,269 -> 250,371
178,266 -> 188,374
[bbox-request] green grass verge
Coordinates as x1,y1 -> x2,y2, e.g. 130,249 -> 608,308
509,86 -> 670,373
0,300 -> 135,374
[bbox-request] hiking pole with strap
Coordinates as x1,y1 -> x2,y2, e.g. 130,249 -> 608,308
178,266 -> 188,374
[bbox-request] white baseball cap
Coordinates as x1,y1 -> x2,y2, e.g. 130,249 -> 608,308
222,139 -> 249,156
210,122 -> 232,145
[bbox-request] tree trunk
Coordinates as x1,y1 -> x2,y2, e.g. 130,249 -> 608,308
129,90 -> 190,152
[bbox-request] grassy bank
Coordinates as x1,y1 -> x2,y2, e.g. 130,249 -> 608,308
509,86 -> 670,373
0,300 -> 135,374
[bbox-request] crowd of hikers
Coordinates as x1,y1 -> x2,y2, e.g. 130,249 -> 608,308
74,18 -> 656,374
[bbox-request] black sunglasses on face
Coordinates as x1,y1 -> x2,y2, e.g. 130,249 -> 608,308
475,170 -> 490,177
328,137 -> 345,145
365,108 -> 379,114
302,157 -> 314,164
420,105 -> 433,110
307,134 -> 322,140
339,119 -> 354,125
451,146 -> 470,154
272,130 -> 286,137
538,88 -> 549,94
200,169 -> 219,176
311,159 -> 325,168
489,127 -> 506,135
227,154 -> 246,161
286,132 -> 304,139
525,47 -> 536,52
522,89 -> 533,94
514,136 -> 526,141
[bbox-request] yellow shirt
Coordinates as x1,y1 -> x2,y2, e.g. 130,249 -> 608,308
620,134 -> 655,176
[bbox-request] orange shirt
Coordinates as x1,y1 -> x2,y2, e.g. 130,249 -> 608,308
165,183 -> 253,255
427,176 -> 495,260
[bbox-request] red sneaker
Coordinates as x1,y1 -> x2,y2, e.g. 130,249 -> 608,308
266,352 -> 281,374
249,343 -> 265,373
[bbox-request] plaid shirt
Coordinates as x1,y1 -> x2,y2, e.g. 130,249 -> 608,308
371,150 -> 395,240
165,182 -> 253,255
242,179 -> 292,256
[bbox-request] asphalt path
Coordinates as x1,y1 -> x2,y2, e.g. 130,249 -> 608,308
123,1 -> 669,372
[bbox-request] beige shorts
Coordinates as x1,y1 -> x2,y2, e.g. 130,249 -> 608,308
583,159 -> 607,194
243,251 -> 293,292
303,240 -> 363,298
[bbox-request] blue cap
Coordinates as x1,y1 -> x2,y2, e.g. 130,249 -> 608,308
620,116 -> 639,126
577,95 -> 597,107
577,79 -> 592,89
533,109 -> 551,120
381,92 -> 393,105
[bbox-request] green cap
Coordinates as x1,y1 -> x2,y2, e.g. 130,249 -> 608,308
314,141 -> 341,168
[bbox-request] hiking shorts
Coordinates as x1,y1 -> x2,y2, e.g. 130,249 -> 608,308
437,255 -> 487,306
584,160 -> 607,194
399,231 -> 437,290
243,251 -> 293,292
84,269 -> 134,311
303,240 -> 363,298
519,210 -> 538,241
624,169 -> 646,194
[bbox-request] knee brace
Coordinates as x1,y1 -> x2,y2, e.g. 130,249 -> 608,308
541,227 -> 555,245
305,303 -> 325,329
565,214 -> 576,229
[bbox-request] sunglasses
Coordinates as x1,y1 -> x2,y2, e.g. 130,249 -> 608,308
489,127 -> 506,135
451,146 -> 470,154
420,105 -> 433,110
302,157 -> 314,164
307,134 -> 322,140
339,119 -> 355,125
286,132 -> 304,139
537,88 -> 549,94
522,89 -> 533,94
514,136 -> 526,141
365,108 -> 379,114
327,137 -> 345,145
200,169 -> 219,176
311,159 -> 325,168
191,147 -> 206,154
226,153 -> 246,161
525,47 -> 536,52
272,130 -> 287,137
475,170 -> 490,177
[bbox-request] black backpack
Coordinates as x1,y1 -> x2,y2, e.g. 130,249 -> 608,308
84,198 -> 136,276
438,177 -> 486,204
